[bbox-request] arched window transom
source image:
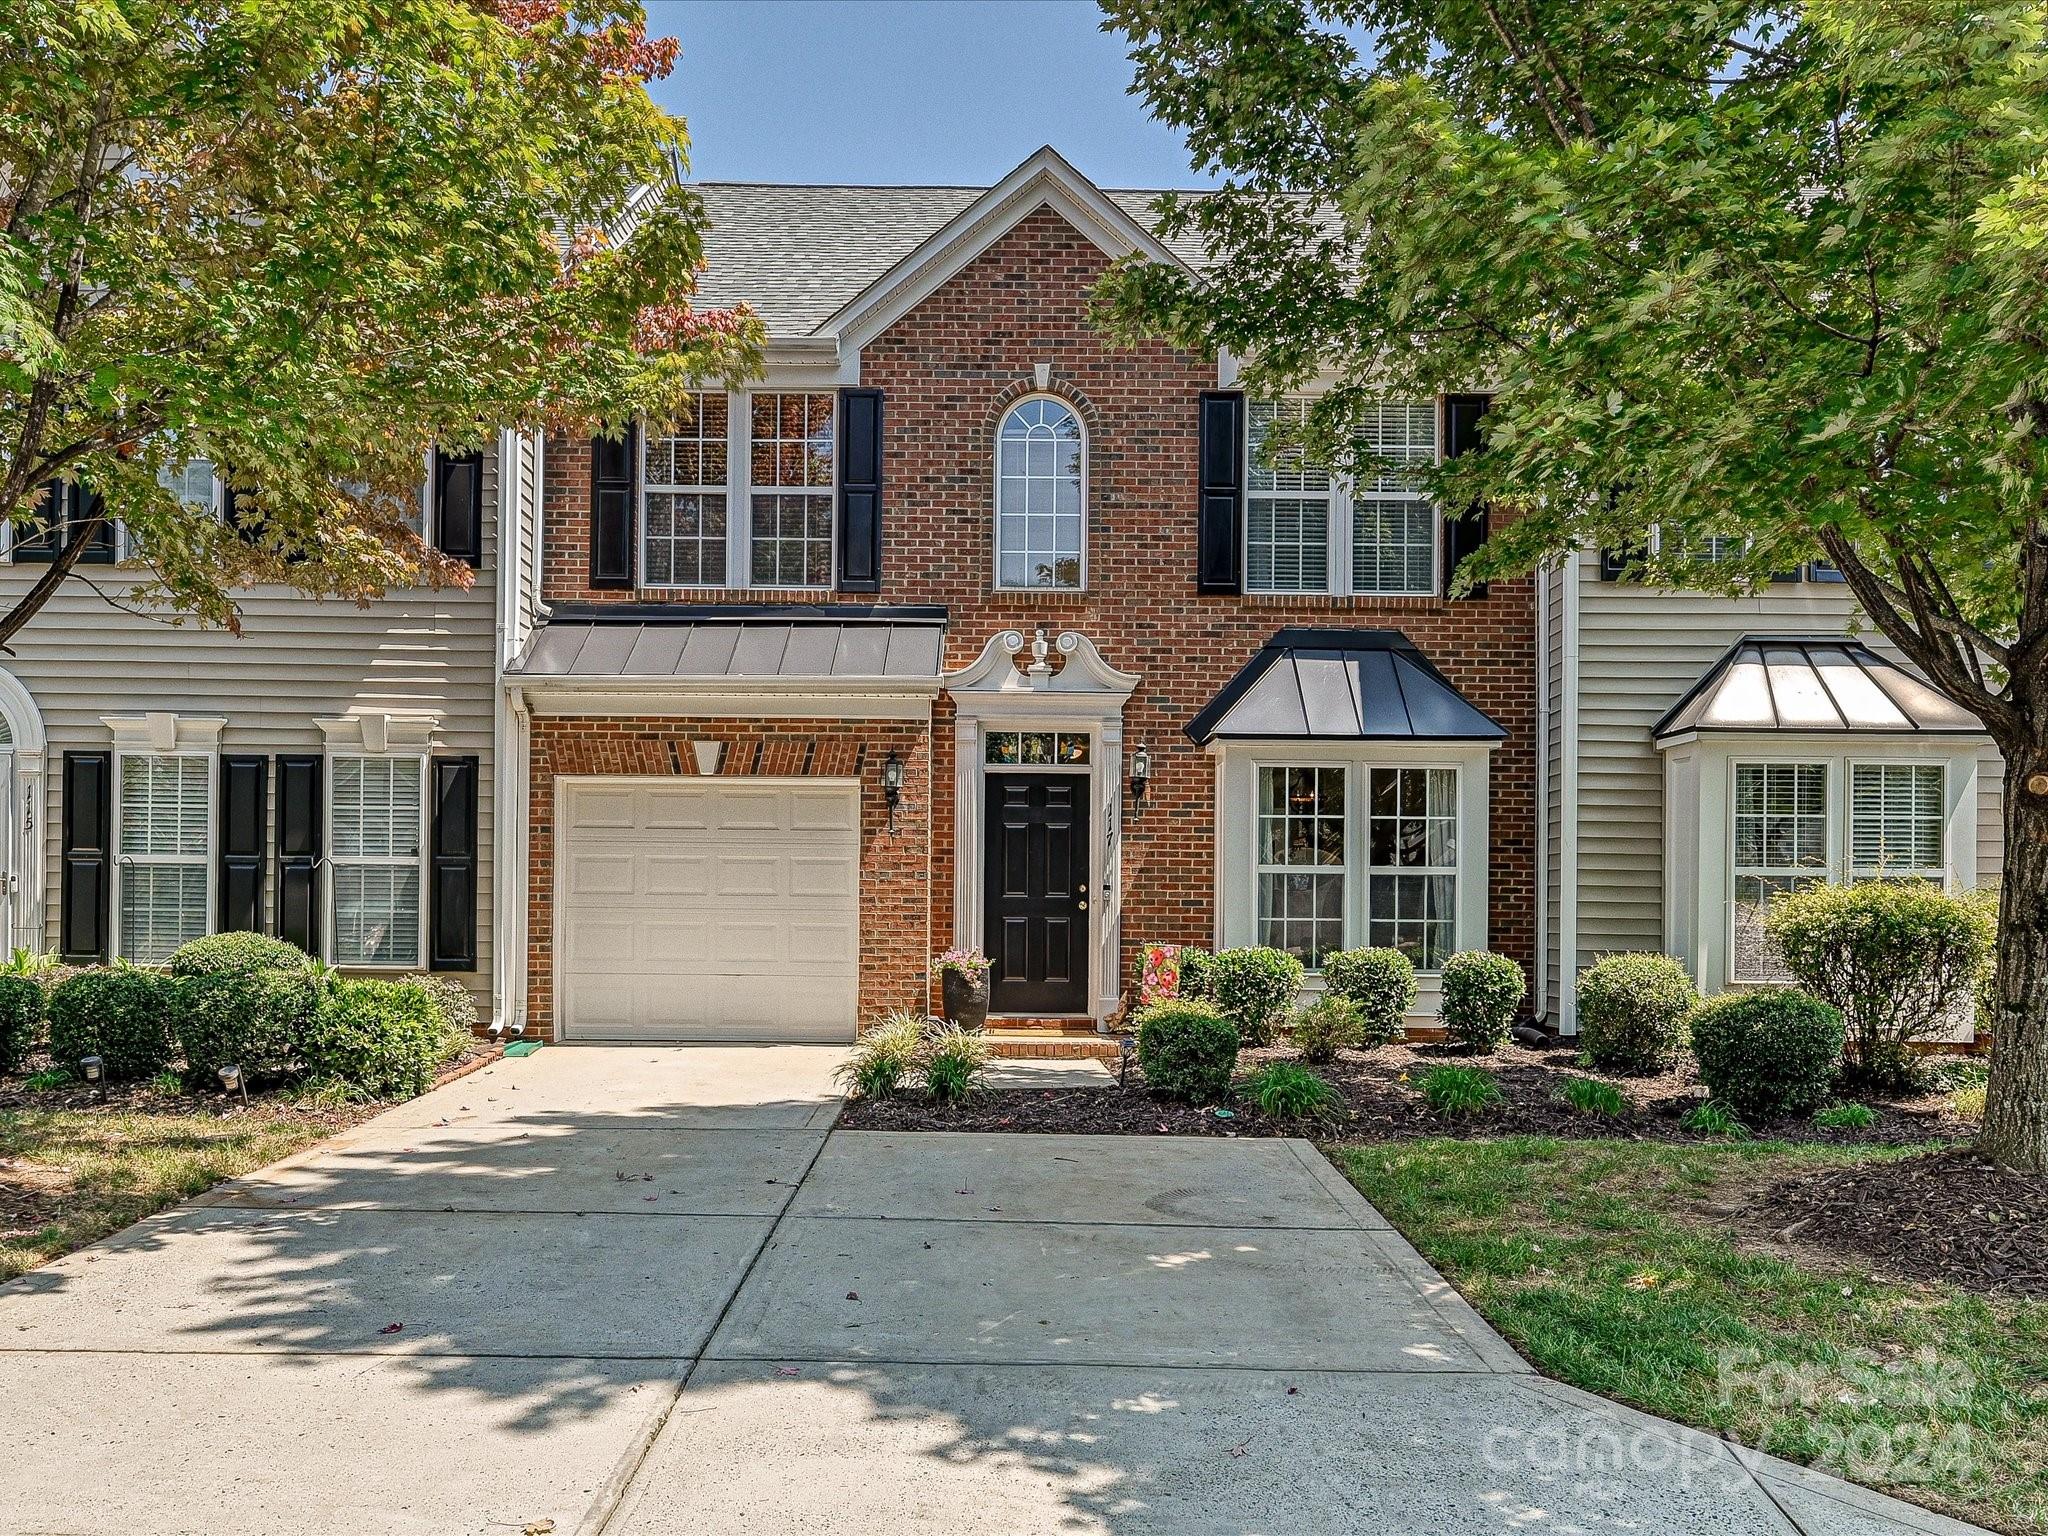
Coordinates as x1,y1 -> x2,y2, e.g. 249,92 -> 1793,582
995,397 -> 1084,590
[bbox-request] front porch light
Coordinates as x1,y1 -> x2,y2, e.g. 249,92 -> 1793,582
881,750 -> 905,831
1128,742 -> 1151,814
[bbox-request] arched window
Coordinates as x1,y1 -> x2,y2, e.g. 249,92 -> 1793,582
995,397 -> 1084,590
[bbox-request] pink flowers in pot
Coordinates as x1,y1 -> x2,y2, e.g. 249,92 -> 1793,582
935,947 -> 992,975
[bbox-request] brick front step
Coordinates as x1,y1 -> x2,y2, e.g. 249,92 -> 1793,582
984,1021 -> 1122,1061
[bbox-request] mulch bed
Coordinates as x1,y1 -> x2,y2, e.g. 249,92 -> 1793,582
1754,1148 -> 2048,1299
839,1039 -> 1977,1146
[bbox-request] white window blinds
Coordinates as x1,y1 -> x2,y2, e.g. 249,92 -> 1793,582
1851,763 -> 1945,878
117,753 -> 211,963
330,755 -> 424,966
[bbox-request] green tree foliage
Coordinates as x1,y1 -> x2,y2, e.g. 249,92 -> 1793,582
1098,0 -> 2048,1169
0,1 -> 761,642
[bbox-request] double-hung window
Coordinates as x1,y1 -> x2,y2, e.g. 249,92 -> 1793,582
1730,762 -> 1830,982
1255,766 -> 1348,966
1365,766 -> 1459,968
115,753 -> 213,963
750,392 -> 835,587
1850,763 -> 1946,881
1246,397 -> 1438,596
329,754 -> 426,967
641,390 -> 838,591
643,392 -> 731,587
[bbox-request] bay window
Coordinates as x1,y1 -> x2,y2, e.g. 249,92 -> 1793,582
1366,766 -> 1459,968
1850,763 -> 1946,881
330,753 -> 426,967
1730,761 -> 1830,982
1255,766 -> 1347,966
114,752 -> 212,963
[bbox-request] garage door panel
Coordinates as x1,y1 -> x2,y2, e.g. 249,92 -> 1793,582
557,781 -> 859,1043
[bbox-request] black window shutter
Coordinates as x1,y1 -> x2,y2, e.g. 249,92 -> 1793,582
1441,393 -> 1492,598
429,756 -> 479,972
1197,390 -> 1245,594
218,755 -> 268,934
275,754 -> 323,956
836,388 -> 884,593
589,425 -> 637,589
60,751 -> 112,961
15,483 -> 115,565
1597,546 -> 1631,581
433,448 -> 484,566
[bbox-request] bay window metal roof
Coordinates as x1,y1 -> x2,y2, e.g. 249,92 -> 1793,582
1652,637 -> 1984,739
1185,628 -> 1507,745
507,605 -> 947,687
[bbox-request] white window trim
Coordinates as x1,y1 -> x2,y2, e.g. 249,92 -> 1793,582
1214,741 -> 1493,1014
992,393 -> 1088,593
3,482 -> 133,566
638,391 -> 839,594
102,714 -> 225,963
316,715 -> 436,971
1243,395 -> 1442,599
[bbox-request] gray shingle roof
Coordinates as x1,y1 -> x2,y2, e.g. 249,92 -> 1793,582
1653,637 -> 1984,739
688,181 -> 1208,337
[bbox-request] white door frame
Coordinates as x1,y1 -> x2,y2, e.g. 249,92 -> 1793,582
0,669 -> 46,954
943,629 -> 1138,1025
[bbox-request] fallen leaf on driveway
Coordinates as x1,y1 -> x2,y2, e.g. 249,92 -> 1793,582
524,1521 -> 554,1535
846,1291 -> 860,1301
378,1323 -> 404,1335
775,1366 -> 800,1376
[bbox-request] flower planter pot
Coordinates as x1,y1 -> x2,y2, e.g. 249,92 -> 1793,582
941,967 -> 990,1032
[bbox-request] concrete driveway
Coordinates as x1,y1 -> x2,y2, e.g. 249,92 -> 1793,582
0,1047 -> 1987,1536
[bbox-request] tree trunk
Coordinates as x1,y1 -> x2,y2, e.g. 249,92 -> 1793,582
1979,737 -> 2048,1172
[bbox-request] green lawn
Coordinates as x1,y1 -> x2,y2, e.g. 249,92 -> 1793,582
0,1104 -> 354,1280
1327,1136 -> 2048,1534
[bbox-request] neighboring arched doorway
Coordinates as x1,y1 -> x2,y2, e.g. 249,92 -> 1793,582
0,669 -> 48,954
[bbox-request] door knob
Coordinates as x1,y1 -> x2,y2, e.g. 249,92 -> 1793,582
1077,900 -> 1089,910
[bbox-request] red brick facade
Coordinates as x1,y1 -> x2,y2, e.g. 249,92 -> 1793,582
527,205 -> 1537,1032
526,714 -> 932,1040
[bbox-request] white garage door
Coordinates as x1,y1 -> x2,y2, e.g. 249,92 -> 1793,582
557,780 -> 859,1042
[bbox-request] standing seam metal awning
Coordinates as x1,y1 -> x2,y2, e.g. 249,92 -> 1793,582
1652,636 -> 1985,739
1185,628 -> 1507,745
507,606 -> 947,686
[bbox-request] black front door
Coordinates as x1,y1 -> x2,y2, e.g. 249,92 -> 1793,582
984,773 -> 1090,1015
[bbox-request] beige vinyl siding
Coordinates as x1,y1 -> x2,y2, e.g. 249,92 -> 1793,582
5,463 -> 500,1001
1979,754 -> 2005,886
1569,546 -> 2005,982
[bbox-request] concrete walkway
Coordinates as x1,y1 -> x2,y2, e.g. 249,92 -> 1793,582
0,1047 -> 1988,1536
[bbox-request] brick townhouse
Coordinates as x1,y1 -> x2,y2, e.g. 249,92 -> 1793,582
497,148 -> 1537,1045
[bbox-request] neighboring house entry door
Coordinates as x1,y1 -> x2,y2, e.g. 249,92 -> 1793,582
983,772 -> 1089,1014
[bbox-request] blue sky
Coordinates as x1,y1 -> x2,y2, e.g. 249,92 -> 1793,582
645,0 -> 1211,188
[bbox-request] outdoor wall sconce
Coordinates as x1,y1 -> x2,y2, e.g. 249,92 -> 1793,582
1128,742 -> 1151,814
881,750 -> 905,831
218,1064 -> 249,1106
79,1055 -> 105,1102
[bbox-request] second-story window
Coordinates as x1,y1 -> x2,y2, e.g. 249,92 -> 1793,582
750,392 -> 835,587
643,392 -> 730,587
995,397 -> 1084,590
1246,397 -> 1440,597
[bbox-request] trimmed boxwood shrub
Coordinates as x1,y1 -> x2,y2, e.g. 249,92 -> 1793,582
1439,950 -> 1525,1053
1207,946 -> 1303,1047
1136,999 -> 1240,1103
1766,880 -> 1993,1092
305,978 -> 445,1099
166,931 -> 312,978
46,967 -> 178,1081
403,973 -> 480,1062
1688,988 -> 1845,1120
173,968 -> 318,1085
0,973 -> 44,1074
1288,995 -> 1363,1063
1320,947 -> 1416,1049
1575,953 -> 1698,1075
1175,946 -> 1216,1001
